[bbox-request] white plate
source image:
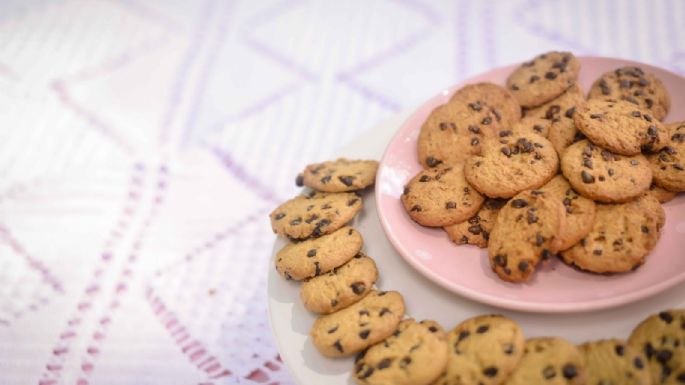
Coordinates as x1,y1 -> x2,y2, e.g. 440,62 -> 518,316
266,112 -> 685,385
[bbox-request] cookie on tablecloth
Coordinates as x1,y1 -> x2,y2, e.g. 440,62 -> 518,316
301,253 -> 377,314
270,191 -> 362,239
588,66 -> 671,121
560,140 -> 652,203
580,339 -> 651,385
506,51 -> 580,108
504,337 -> 587,385
299,158 -> 378,192
353,319 -> 448,385
574,99 -> 668,155
525,83 -> 586,153
311,290 -> 405,358
402,165 -> 485,227
432,315 -> 525,385
649,121 -> 685,192
628,309 -> 685,385
444,198 -> 507,248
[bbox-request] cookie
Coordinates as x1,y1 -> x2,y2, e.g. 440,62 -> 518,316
402,165 -> 485,227
275,226 -> 362,280
300,158 -> 379,192
580,339 -> 651,385
574,99 -> 668,155
488,190 -> 566,282
649,183 -> 677,203
525,83 -> 586,153
354,319 -> 448,385
506,51 -> 580,108
560,194 -> 664,274
417,101 -> 500,168
504,337 -> 587,385
560,140 -> 652,203
450,82 -> 522,128
432,315 -> 525,385
628,309 -> 685,385
444,198 -> 507,248
539,175 -> 596,252
464,132 -> 559,198
310,290 -> 405,358
270,191 -> 363,239
498,117 -> 551,138
300,253 -> 377,314
649,121 -> 685,192
588,66 -> 671,121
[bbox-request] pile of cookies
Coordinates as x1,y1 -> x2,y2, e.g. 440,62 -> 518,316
404,51 -> 683,282
269,159 -> 684,384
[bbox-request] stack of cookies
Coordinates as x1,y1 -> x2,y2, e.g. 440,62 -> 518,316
404,51 -> 683,283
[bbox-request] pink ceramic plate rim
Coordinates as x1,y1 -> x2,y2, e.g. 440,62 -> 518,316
375,56 -> 685,313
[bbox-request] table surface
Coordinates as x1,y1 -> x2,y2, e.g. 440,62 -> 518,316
1,1 -> 684,385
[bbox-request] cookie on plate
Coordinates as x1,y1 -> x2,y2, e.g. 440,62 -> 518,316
444,198 -> 508,248
649,121 -> 685,192
353,319 -> 448,385
504,337 -> 587,385
588,66 -> 671,121
275,226 -> 363,280
402,165 -> 485,227
506,51 -> 580,108
579,339 -> 651,385
299,158 -> 379,192
464,132 -> 558,199
574,99 -> 668,155
270,191 -> 363,239
498,117 -> 552,138
311,290 -> 405,358
432,315 -> 525,385
560,194 -> 664,274
649,183 -> 677,203
450,82 -> 522,128
301,253 -> 377,314
628,309 -> 685,385
560,140 -> 652,203
488,190 -> 566,282
539,175 -> 596,251
525,83 -> 586,153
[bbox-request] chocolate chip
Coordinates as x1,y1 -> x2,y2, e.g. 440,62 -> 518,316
333,340 -> 344,353
320,175 -> 331,184
565,107 -> 576,118
644,114 -> 653,122
327,325 -> 338,333
469,102 -> 482,111
647,125 -> 658,137
581,170 -> 595,183
645,98 -> 653,108
518,261 -> 529,272
307,249 -> 317,258
351,282 -> 366,295
545,105 -> 561,119
469,125 -> 480,134
527,211 -> 538,224
644,343 -> 655,359
676,372 -> 685,382
274,213 -> 285,220
656,349 -> 673,364
305,214 -> 319,224
562,364 -> 577,379
536,232 -> 545,246
501,147 -> 511,157
428,326 -> 438,333
399,357 -> 412,368
439,122 -> 450,130
426,156 -> 442,167
331,299 -> 338,307
314,262 -> 321,276
446,201 -> 457,209
499,130 -> 512,137
410,205 -> 422,212
674,163 -> 684,170
482,117 -> 492,125
359,330 -> 370,340
483,367 -> 498,377
590,113 -> 603,119
634,357 -> 644,369
511,84 -> 519,91
620,79 -> 632,88
659,311 -> 674,323
583,158 -> 593,169
403,186 -> 409,195
542,249 -> 553,260
545,71 -> 557,80
593,249 -> 602,256
379,308 -> 391,316
493,254 -> 507,267
360,367 -> 374,379
377,358 -> 392,369
347,198 -> 359,207
468,225 -> 482,235
503,343 -> 514,355
290,217 -> 302,225
471,137 -> 480,146
511,199 -> 528,208
339,175 -> 355,186
543,366 -> 556,379
615,344 -> 625,356
476,325 -> 489,334
458,330 -> 470,342
419,175 -> 431,183
359,309 -> 370,316
529,75 -> 540,83
631,111 -> 642,118
608,168 -> 615,176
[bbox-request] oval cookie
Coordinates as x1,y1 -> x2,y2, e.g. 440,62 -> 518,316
300,253 -> 378,314
450,82 -> 522,128
504,337 -> 587,385
525,83 -> 586,153
580,339 -> 651,385
649,121 -> 685,192
354,319 -> 448,385
506,51 -> 580,108
560,140 -> 652,203
310,290 -> 405,358
270,191 -> 362,239
444,198 -> 507,248
464,132 -> 558,199
401,165 -> 485,227
300,158 -> 379,192
433,315 -> 525,385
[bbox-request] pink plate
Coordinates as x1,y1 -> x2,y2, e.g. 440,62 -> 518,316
376,56 -> 685,313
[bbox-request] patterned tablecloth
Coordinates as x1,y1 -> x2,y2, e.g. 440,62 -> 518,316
1,1 -> 683,384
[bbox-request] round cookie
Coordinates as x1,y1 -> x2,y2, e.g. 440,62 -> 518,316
300,253 -> 378,314
574,99 -> 668,155
649,121 -> 685,192
354,319 -> 448,385
310,290 -> 405,358
649,183 -> 677,203
402,165 -> 485,227
417,101 -> 501,168
270,191 -> 363,239
464,132 -> 559,199
525,83 -> 586,153
539,175 -> 596,252
450,82 -> 522,128
488,190 -> 566,282
432,315 -> 525,385
560,194 -> 664,274
628,309 -> 685,385
300,158 -> 379,192
580,339 -> 651,385
504,337 -> 587,385
276,226 -> 363,280
588,66 -> 671,121
561,140 -> 652,203
444,198 -> 508,248
506,51 -> 580,108
498,117 -> 552,138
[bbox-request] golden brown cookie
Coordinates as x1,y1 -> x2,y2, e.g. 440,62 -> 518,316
506,51 -> 580,108
300,158 -> 378,192
450,82 -> 522,128
649,183 -> 677,203
504,337 -> 587,385
649,121 -> 685,192
444,199 -> 507,248
580,339 -> 651,385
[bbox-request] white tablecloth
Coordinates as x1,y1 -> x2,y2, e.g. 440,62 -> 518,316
1,1 -> 684,384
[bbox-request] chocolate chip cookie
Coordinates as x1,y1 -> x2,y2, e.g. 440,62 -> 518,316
444,198 -> 507,248
649,121 -> 685,192
450,82 -> 522,128
300,158 -> 379,192
504,337 -> 587,385
525,83 -> 586,153
498,117 -> 551,138
649,183 -> 677,203
580,339 -> 651,385
506,51 -> 580,108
